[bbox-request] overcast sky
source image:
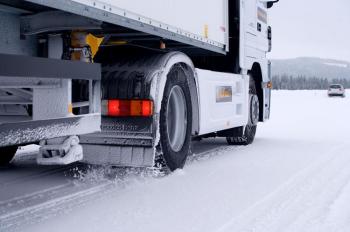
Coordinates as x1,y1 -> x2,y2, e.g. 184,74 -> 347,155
268,0 -> 350,62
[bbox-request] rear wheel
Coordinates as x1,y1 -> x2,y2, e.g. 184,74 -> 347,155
159,65 -> 192,171
226,76 -> 259,145
0,146 -> 18,166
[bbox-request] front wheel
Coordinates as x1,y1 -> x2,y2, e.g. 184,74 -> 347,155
227,76 -> 259,145
159,65 -> 192,171
0,146 -> 18,166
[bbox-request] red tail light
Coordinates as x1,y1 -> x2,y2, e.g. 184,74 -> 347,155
103,99 -> 153,117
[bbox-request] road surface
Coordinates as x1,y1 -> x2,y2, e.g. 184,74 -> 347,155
1,90 -> 350,232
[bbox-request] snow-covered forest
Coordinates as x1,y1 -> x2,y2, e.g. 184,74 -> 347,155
272,75 -> 350,90
271,57 -> 350,89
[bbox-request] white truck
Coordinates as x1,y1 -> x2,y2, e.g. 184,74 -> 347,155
0,0 -> 277,171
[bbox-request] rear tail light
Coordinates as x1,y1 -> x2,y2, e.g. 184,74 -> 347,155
102,99 -> 153,117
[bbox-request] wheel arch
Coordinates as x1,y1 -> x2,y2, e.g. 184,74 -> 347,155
150,52 -> 200,136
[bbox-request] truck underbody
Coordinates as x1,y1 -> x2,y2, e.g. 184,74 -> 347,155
0,0 -> 273,170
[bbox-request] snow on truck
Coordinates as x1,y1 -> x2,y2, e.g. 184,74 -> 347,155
0,0 -> 277,171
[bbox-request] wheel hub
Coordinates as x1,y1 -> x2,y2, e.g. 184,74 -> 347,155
166,85 -> 187,152
249,95 -> 259,125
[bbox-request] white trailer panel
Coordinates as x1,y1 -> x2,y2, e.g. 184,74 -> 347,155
73,0 -> 229,49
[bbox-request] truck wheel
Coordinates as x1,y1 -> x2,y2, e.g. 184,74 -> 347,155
159,65 -> 192,171
227,76 -> 259,145
0,146 -> 18,166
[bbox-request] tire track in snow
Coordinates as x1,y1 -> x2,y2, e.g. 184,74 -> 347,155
0,144 -> 237,231
283,149 -> 350,232
189,144 -> 238,163
0,151 -> 83,188
0,165 -> 77,187
321,174 -> 350,232
0,181 -> 114,232
214,143 -> 350,232
0,183 -> 70,215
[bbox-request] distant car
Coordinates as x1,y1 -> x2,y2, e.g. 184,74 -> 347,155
328,84 -> 346,97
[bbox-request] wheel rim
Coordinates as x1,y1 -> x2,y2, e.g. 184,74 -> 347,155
249,95 -> 259,125
166,85 -> 187,152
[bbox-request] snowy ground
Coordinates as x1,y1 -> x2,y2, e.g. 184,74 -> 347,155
1,90 -> 350,232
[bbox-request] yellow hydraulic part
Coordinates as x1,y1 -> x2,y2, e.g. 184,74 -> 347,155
86,33 -> 104,58
70,32 -> 104,62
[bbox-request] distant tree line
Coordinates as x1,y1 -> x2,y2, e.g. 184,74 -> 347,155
272,75 -> 350,90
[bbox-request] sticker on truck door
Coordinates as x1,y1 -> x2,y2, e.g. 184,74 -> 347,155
216,86 -> 232,103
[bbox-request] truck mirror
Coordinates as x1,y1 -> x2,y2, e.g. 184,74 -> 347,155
261,0 -> 279,9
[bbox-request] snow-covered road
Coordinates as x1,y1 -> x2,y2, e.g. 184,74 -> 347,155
1,90 -> 350,232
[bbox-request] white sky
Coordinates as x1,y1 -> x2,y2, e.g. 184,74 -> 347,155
268,0 -> 350,62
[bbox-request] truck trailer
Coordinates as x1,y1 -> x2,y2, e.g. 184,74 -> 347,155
0,0 -> 277,171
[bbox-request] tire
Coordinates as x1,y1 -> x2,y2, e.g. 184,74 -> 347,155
0,146 -> 17,166
159,65 -> 192,171
226,76 -> 259,145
